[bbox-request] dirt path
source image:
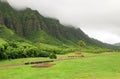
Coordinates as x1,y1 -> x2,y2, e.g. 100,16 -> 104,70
0,64 -> 24,68
0,53 -> 119,68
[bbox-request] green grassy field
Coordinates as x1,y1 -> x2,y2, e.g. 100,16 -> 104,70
0,53 -> 120,79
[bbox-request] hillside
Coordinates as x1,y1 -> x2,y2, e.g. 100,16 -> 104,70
114,43 -> 120,46
0,1 -> 88,46
0,1 -> 118,50
1,1 -> 120,79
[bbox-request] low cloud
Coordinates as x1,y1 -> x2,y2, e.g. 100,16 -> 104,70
6,0 -> 120,44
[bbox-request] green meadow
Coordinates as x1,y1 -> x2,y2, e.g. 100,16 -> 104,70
0,52 -> 120,79
0,1 -> 120,79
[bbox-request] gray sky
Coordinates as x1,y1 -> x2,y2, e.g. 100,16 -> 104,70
7,0 -> 120,44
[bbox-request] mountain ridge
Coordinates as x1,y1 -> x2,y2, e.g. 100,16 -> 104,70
114,43 -> 120,46
0,1 -> 118,50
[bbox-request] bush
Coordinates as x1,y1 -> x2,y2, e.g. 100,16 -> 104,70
38,51 -> 50,57
0,41 -> 40,60
49,53 -> 57,59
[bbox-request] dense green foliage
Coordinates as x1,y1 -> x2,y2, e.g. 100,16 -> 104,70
38,51 -> 50,57
0,40 -> 39,60
0,24 -> 77,60
0,1 -> 119,60
0,24 -> 27,42
78,40 -> 86,47
49,53 -> 57,59
27,30 -> 63,45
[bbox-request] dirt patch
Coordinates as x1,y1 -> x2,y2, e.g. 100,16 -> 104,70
0,64 -> 24,68
32,63 -> 55,68
0,60 -> 55,69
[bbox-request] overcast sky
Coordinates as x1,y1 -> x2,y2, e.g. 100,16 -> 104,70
7,0 -> 120,44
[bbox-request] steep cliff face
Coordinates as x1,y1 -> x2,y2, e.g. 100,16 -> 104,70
0,1 -> 88,43
0,1 -> 118,49
0,2 -> 45,36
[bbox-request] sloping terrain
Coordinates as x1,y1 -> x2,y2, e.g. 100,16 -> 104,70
0,1 -> 118,50
114,43 -> 120,46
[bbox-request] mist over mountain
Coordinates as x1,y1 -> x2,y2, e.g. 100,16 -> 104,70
114,43 -> 120,46
0,1 -> 118,50
1,1 -> 120,78
6,0 -> 120,44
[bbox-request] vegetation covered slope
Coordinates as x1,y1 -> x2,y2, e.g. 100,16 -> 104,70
0,1 -> 118,50
0,24 -> 40,60
114,43 -> 120,46
0,24 -> 27,41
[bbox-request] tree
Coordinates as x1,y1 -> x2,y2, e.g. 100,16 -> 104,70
78,40 -> 86,57
78,40 -> 86,47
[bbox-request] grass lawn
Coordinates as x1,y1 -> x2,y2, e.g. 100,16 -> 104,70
0,53 -> 120,79
0,57 -> 50,66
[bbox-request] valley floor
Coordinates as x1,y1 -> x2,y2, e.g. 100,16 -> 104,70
0,52 -> 120,79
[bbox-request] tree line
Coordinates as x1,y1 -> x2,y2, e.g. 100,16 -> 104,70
0,41 -> 57,60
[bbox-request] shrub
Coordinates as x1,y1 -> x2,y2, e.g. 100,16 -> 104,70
38,51 -> 50,57
49,53 -> 57,59
0,40 -> 40,60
